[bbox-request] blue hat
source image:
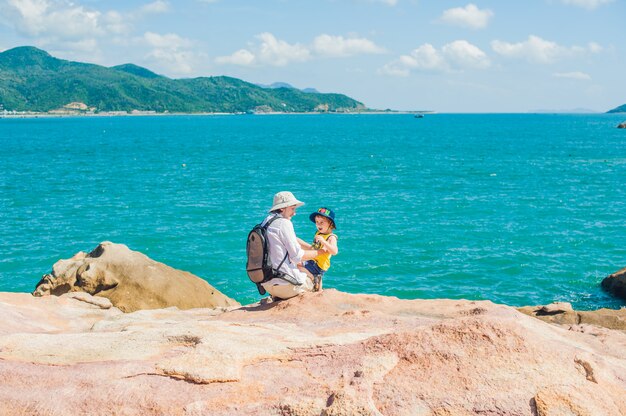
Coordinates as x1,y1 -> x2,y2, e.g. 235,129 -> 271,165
309,207 -> 336,229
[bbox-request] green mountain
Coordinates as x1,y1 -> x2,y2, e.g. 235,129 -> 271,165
0,46 -> 366,113
607,104 -> 626,113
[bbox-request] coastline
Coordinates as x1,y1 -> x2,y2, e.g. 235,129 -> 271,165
0,110 -> 428,119
1,243 -> 624,413
4,110 -> 624,119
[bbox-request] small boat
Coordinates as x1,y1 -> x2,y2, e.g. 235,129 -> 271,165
414,113 -> 424,118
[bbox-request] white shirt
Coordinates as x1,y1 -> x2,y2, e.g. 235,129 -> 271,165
261,214 -> 308,286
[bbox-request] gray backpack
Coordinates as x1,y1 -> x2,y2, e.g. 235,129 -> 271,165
246,216 -> 290,295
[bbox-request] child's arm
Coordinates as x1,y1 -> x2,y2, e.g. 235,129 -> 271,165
297,237 -> 312,249
315,235 -> 338,255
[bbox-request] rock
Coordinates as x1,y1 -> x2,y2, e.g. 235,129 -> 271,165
33,241 -> 239,312
576,308 -> 626,331
1,290 -> 626,415
617,122 -> 626,128
0,292 -> 122,335
518,304 -> 579,325
518,302 -> 626,330
539,301 -> 574,314
67,292 -> 113,309
601,266 -> 626,300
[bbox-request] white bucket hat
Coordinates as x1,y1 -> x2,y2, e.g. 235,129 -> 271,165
269,191 -> 305,212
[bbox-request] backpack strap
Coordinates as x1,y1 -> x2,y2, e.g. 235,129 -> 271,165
262,214 -> 281,229
263,214 -> 289,272
276,251 -> 289,271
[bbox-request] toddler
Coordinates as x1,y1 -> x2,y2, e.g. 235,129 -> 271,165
298,207 -> 338,291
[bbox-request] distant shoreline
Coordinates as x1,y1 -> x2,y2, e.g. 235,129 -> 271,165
0,110 -> 430,119
3,111 -> 623,119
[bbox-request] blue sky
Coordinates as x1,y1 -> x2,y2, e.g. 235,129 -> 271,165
0,0 -> 624,112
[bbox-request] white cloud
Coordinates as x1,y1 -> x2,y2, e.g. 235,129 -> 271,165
216,33 -> 309,67
0,0 -> 47,36
401,44 -> 447,71
560,0 -> 613,10
553,71 -> 591,80
141,1 -> 169,14
215,49 -> 255,66
256,32 -> 310,66
587,42 -> 603,53
103,11 -> 131,35
442,40 -> 490,68
440,4 -> 494,29
380,40 -> 489,76
379,64 -> 410,77
216,32 -> 383,67
0,0 -> 139,52
312,34 -> 385,57
141,31 -> 205,75
491,35 -> 601,64
359,0 -> 397,5
143,31 -> 192,49
0,0 -> 211,70
0,0 -> 103,39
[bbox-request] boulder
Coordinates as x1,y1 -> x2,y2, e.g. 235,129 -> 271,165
33,242 -> 239,312
601,266 -> 626,300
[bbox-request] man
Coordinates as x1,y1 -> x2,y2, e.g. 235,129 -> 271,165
261,191 -> 323,300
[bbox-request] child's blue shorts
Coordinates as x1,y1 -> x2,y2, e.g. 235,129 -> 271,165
303,260 -> 326,276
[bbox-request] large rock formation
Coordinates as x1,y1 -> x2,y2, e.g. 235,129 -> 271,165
1,289 -> 625,415
601,266 -> 626,300
33,242 -> 239,312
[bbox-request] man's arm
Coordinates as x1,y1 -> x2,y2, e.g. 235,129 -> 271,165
280,221 -> 322,262
301,248 -> 323,261
297,237 -> 312,249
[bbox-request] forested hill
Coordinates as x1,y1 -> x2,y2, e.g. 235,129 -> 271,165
607,104 -> 626,113
0,46 -> 366,113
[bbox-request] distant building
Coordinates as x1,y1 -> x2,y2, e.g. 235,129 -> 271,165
252,105 -> 274,114
48,102 -> 96,115
63,102 -> 89,111
315,104 -> 329,112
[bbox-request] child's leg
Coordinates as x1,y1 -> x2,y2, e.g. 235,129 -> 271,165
312,273 -> 324,292
298,265 -> 315,280
301,261 -> 324,292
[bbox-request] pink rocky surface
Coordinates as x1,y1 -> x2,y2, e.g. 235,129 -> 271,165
1,289 -> 625,415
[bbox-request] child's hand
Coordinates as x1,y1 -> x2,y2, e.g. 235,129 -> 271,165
314,235 -> 328,251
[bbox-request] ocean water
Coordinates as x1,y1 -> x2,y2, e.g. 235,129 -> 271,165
1,113 -> 624,309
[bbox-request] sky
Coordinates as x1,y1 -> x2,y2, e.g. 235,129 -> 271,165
0,0 -> 624,112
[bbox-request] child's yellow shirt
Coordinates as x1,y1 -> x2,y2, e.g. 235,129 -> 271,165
311,231 -> 337,271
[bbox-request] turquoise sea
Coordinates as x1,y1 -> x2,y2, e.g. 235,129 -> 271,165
1,113 -> 625,309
